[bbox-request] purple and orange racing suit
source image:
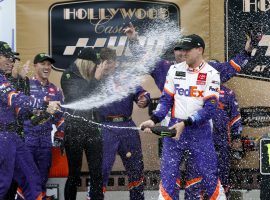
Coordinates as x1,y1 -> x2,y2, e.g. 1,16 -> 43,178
95,86 -> 150,200
0,71 -> 45,200
16,77 -> 64,200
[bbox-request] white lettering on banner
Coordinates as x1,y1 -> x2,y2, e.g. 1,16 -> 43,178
252,65 -> 267,72
63,36 -> 164,57
243,0 -> 270,12
63,8 -> 170,21
249,35 -> 270,56
258,35 -> 270,56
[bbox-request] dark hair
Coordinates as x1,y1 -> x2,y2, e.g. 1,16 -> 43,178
100,48 -> 116,61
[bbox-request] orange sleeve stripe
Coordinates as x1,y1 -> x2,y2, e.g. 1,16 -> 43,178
210,179 -> 221,200
176,178 -> 181,187
56,118 -> 64,128
229,115 -> 241,127
16,187 -> 25,199
171,102 -> 176,118
8,91 -> 17,106
41,192 -> 46,198
159,182 -> 173,200
229,60 -> 241,72
36,193 -> 43,200
185,177 -> 202,188
203,94 -> 218,101
15,107 -> 21,116
164,88 -> 174,97
128,177 -> 144,190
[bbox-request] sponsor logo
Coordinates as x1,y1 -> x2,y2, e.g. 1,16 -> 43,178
211,80 -> 220,85
197,73 -> 207,81
209,86 -> 219,92
175,84 -> 204,97
49,1 -> 180,70
196,81 -> 206,85
175,71 -> 186,77
197,73 -> 207,85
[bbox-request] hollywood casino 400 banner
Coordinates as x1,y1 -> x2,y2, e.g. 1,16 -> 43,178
225,0 -> 270,81
49,0 -> 180,71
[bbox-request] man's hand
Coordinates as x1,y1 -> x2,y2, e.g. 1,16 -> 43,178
140,120 -> 155,134
19,60 -> 30,79
137,95 -> 148,108
123,22 -> 138,40
47,101 -> 61,114
170,121 -> 185,140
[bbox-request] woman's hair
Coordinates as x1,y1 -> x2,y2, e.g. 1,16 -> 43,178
100,48 -> 116,61
75,58 -> 96,81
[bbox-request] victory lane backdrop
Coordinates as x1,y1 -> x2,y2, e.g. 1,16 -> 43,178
225,0 -> 270,81
49,0 -> 180,70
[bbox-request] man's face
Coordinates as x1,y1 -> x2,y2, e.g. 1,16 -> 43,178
184,47 -> 203,67
174,49 -> 186,63
101,59 -> 116,76
34,60 -> 52,81
0,55 -> 13,74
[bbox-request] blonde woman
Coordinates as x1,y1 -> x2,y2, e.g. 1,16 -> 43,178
61,47 -> 103,200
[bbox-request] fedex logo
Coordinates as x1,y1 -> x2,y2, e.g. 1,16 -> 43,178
209,86 -> 219,92
175,84 -> 204,97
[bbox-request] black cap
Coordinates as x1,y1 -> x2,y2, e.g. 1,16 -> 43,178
174,34 -> 205,50
0,41 -> 20,60
34,53 -> 55,64
77,47 -> 98,64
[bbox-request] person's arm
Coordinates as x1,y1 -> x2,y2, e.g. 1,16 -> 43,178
150,67 -> 175,123
209,38 -> 252,83
0,75 -> 45,110
227,89 -> 242,140
209,52 -> 250,83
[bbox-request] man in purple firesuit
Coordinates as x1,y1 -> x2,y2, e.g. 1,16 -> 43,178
184,83 -> 242,199
16,53 -> 64,200
89,48 -> 150,200
0,42 -> 59,200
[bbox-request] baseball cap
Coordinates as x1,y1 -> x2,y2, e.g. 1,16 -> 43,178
0,41 -> 20,60
34,53 -> 55,64
77,47 -> 98,64
174,34 -> 205,50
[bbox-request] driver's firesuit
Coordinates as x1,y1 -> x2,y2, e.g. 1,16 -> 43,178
92,86 -> 150,200
150,61 -> 226,200
16,77 -> 64,200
